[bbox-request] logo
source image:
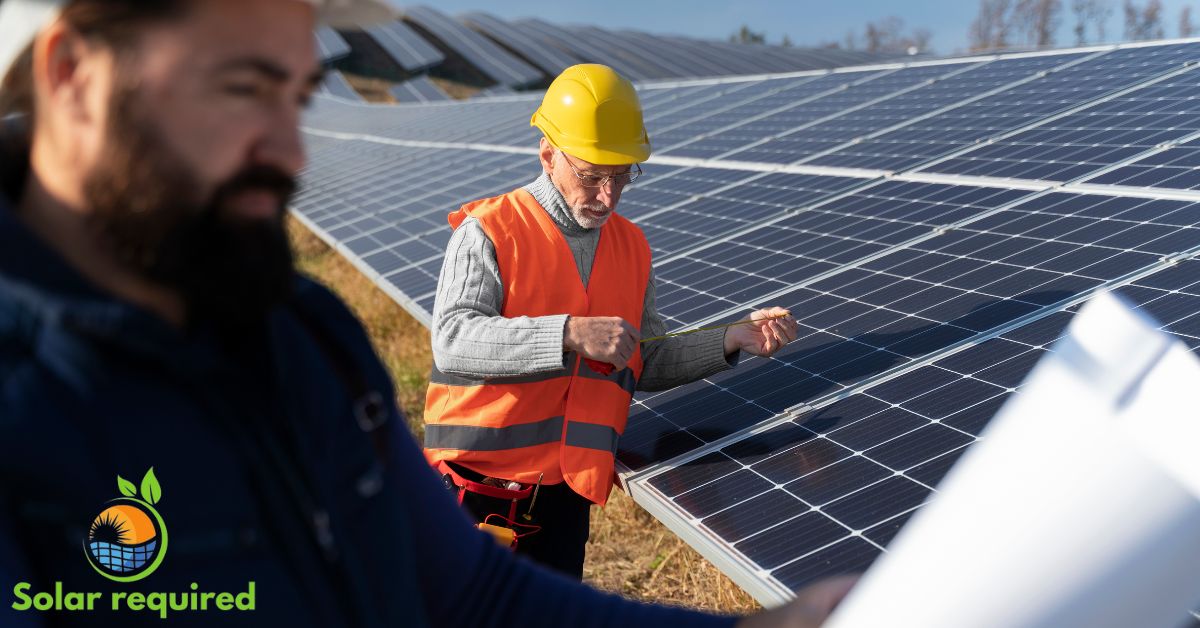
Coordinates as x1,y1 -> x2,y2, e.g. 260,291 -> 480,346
83,468 -> 168,583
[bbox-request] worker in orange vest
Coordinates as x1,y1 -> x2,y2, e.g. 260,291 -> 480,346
425,64 -> 799,579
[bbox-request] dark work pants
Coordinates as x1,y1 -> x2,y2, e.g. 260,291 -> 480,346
454,469 -> 593,580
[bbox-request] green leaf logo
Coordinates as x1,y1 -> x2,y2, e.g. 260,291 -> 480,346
117,475 -> 137,498
140,468 -> 162,505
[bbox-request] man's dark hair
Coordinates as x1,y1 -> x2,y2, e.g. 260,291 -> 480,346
0,0 -> 190,117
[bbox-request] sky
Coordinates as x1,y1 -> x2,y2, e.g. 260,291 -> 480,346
423,0 -> 1199,56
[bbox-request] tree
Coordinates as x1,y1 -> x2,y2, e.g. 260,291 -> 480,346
969,0 -> 1015,51
1012,0 -> 1063,46
1124,0 -> 1165,40
781,34 -> 793,48
843,28 -> 860,51
1072,0 -> 1114,44
1182,6 -> 1195,37
729,24 -> 766,45
861,16 -> 933,54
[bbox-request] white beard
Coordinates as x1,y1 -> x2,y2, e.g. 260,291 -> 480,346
570,202 -> 612,229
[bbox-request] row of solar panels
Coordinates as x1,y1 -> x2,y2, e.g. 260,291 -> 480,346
292,39 -> 1200,613
317,5 -> 898,95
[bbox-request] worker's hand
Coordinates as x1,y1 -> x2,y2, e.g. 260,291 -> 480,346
564,316 -> 641,371
736,575 -> 857,628
724,307 -> 798,357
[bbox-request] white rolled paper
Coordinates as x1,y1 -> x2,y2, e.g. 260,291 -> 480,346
825,291 -> 1200,628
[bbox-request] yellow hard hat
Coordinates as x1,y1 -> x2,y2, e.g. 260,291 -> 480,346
531,64 -> 651,166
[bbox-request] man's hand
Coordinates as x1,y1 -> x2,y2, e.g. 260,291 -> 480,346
564,316 -> 640,370
724,307 -> 799,357
737,575 -> 858,628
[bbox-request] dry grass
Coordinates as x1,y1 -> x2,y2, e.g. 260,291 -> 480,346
287,217 -> 759,615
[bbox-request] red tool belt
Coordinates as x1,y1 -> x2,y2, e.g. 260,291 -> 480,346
436,461 -> 541,548
437,460 -> 532,520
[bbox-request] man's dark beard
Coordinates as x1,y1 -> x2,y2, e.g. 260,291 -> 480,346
82,85 -> 296,331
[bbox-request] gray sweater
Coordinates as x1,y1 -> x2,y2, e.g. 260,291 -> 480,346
431,173 -> 736,392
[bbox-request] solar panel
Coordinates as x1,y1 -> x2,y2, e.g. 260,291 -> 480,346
315,26 -> 351,63
514,18 -> 668,82
320,71 -> 361,101
920,65 -> 1200,182
724,52 -> 1084,164
809,43 -> 1200,172
629,256 -> 1200,600
293,39 -> 1200,608
403,6 -> 544,87
1085,136 -> 1200,190
461,12 -> 579,76
662,63 -> 981,160
650,72 -> 885,155
390,76 -> 451,103
364,20 -> 445,72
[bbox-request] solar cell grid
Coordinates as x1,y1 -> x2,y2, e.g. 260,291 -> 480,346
650,182 -> 1030,328
1086,137 -> 1200,190
726,53 -> 1083,165
635,256 -> 1200,595
620,191 -> 1200,474
650,72 -> 877,154
634,172 -> 869,257
666,63 -> 977,160
923,67 -> 1200,181
810,43 -> 1200,172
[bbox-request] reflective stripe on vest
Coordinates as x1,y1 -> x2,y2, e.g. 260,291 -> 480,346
423,188 -> 651,505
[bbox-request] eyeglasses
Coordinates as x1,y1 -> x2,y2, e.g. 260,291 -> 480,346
559,152 -> 642,188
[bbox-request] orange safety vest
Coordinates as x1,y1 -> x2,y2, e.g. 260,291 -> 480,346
423,188 -> 651,505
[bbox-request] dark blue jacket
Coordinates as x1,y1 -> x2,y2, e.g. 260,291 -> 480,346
0,131 -> 735,627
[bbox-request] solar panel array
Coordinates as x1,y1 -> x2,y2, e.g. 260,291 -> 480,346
403,5 -> 544,88
319,71 -> 362,101
315,26 -> 351,63
364,20 -> 445,72
293,40 -> 1200,613
389,76 -> 451,103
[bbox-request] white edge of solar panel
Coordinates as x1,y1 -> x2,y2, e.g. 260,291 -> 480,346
645,155 -> 888,179
631,36 -> 1200,90
289,207 -> 435,327
1059,183 -> 1200,203
891,171 -> 1056,191
302,126 -> 539,156
618,467 -> 797,607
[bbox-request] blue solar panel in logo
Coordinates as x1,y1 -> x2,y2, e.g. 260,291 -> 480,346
90,540 -> 158,573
